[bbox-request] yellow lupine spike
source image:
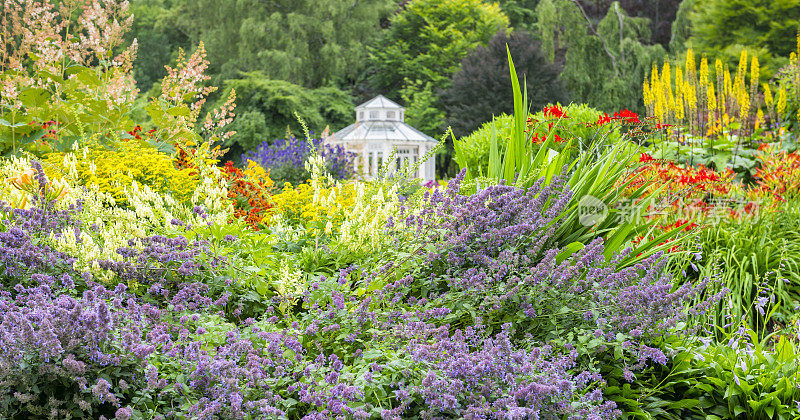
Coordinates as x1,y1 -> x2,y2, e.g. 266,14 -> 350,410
685,48 -> 696,81
777,88 -> 787,117
736,49 -> 748,86
750,56 -> 759,89
651,64 -> 659,89
755,108 -> 764,130
739,90 -> 749,120
699,57 -> 709,84
707,83 -> 717,111
714,59 -> 725,111
684,81 -> 697,111
736,81 -> 747,118
662,62 -> 674,111
715,59 -> 724,81
724,69 -> 732,103
763,83 -> 773,108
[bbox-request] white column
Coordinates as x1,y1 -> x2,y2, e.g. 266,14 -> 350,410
427,145 -> 436,181
371,150 -> 378,177
417,144 -> 424,179
361,147 -> 368,177
383,142 -> 391,176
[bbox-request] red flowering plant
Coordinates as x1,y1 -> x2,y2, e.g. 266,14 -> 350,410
747,144 -> 800,203
526,105 -> 569,144
595,109 -> 647,126
617,151 -> 769,253
220,161 -> 275,230
522,103 -> 625,157
473,52 -> 697,268
124,125 -> 158,142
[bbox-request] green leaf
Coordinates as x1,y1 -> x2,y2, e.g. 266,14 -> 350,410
555,241 -> 585,264
166,104 -> 191,117
614,345 -> 623,360
667,399 -> 700,409
0,118 -> 27,128
76,69 -> 102,86
17,88 -> 50,108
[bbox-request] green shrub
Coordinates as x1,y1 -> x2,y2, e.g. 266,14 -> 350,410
610,328 -> 800,419
453,103 -> 622,176
685,199 -> 800,331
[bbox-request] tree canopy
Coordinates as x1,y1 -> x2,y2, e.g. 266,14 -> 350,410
442,31 -> 569,137
169,0 -> 395,88
536,0 -> 665,111
369,0 -> 510,96
217,74 -> 353,160
688,0 -> 800,76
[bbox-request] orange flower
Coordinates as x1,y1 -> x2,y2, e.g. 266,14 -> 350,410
7,168 -> 36,190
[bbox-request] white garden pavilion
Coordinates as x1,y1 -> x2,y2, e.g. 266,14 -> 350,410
326,95 -> 437,181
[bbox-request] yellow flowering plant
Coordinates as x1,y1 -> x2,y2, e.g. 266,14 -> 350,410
0,154 -> 233,281
42,139 -> 199,206
643,49 -> 763,140
642,47 -> 800,177
269,181 -> 357,230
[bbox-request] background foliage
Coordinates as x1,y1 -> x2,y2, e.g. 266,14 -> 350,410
441,30 -> 569,138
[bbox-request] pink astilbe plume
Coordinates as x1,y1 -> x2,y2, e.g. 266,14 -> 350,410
0,77 -> 21,110
160,42 -> 236,141
203,88 -> 237,141
161,43 -> 214,104
0,0 -> 138,105
76,0 -> 133,63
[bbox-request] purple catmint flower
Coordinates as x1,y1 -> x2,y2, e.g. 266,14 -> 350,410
114,407 -> 133,420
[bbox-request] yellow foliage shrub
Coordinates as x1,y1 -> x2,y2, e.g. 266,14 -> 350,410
268,181 -> 357,229
42,140 -> 199,205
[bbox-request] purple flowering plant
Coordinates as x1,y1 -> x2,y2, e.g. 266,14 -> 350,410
242,136 -> 357,186
0,160 -> 742,420
0,190 -> 86,293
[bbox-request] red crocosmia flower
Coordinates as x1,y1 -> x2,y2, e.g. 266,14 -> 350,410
655,123 -> 672,130
639,153 -> 654,163
596,113 -> 611,125
543,105 -> 567,119
672,219 -> 697,232
612,109 -> 640,123
532,133 -> 564,143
